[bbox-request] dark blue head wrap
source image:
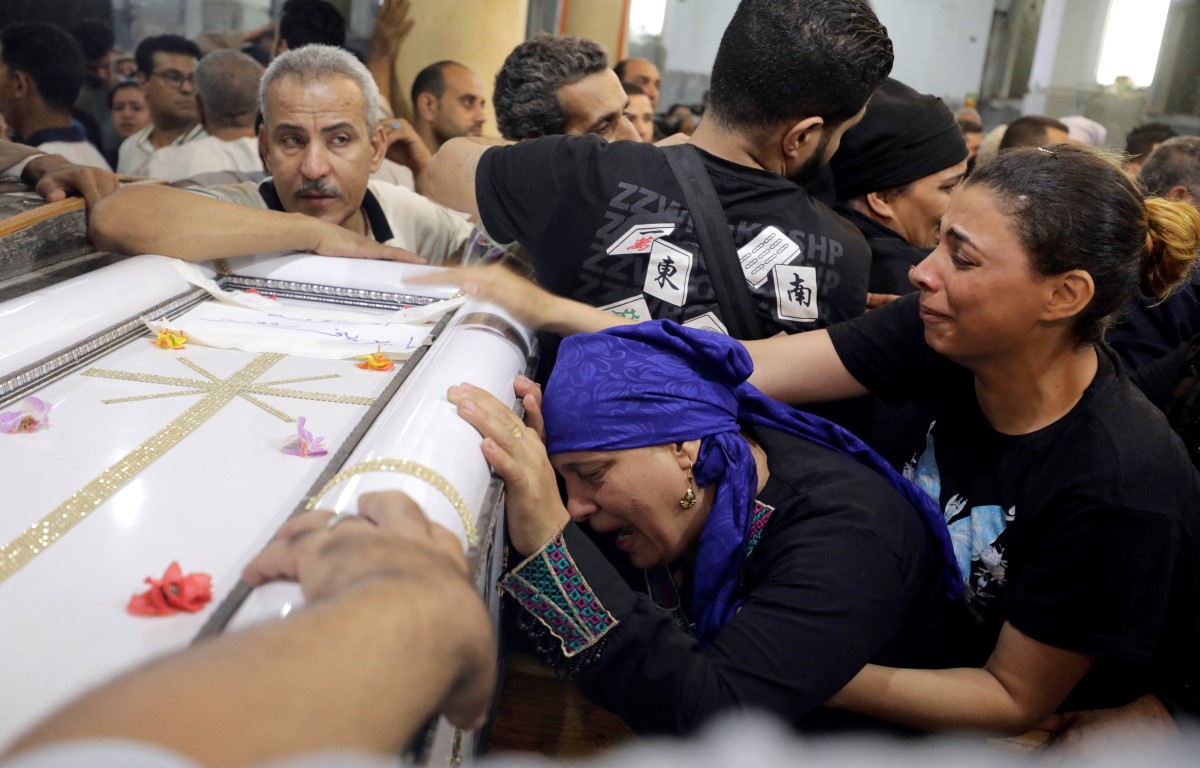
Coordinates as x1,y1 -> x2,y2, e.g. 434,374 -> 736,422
544,320 -> 961,647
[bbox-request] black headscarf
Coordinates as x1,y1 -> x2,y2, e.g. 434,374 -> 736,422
830,78 -> 967,200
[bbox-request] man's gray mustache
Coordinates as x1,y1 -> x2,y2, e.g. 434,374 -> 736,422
295,181 -> 340,196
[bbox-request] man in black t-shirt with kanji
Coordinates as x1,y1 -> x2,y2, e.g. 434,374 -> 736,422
424,0 -> 893,344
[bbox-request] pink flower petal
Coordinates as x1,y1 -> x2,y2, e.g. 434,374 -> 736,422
281,418 -> 328,457
0,396 -> 51,433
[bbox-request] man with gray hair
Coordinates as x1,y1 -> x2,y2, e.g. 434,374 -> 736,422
91,44 -> 470,265
493,34 -> 639,142
144,49 -> 265,181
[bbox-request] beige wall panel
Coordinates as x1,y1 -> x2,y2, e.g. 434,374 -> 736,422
392,0 -> 529,136
563,0 -> 628,63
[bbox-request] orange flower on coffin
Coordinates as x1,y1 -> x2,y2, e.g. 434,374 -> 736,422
127,561 -> 212,616
356,345 -> 395,372
153,328 -> 188,349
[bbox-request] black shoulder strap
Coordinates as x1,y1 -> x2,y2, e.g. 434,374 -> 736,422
257,180 -> 394,244
661,144 -> 765,339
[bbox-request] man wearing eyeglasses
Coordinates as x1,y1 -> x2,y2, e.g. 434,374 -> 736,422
116,35 -> 206,175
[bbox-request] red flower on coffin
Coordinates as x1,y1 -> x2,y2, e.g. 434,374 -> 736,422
127,561 -> 213,616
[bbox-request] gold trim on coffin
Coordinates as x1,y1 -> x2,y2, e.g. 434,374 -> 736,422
0,353 -> 376,584
306,459 -> 478,545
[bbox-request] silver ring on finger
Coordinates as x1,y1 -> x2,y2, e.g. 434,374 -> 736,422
326,512 -> 355,530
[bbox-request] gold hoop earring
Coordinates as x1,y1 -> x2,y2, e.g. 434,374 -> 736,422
680,467 -> 697,509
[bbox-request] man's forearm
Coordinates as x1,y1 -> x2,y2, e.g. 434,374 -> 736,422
6,578 -> 490,764
366,40 -> 398,118
89,185 -> 323,261
828,664 -> 1044,734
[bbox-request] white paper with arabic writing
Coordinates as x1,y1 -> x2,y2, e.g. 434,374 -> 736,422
145,303 -> 432,359
142,261 -> 467,359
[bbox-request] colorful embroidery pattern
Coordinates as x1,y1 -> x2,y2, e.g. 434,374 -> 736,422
500,532 -> 618,657
745,500 -> 776,557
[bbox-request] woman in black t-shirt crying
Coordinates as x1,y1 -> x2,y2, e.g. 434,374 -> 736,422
745,144 -> 1200,735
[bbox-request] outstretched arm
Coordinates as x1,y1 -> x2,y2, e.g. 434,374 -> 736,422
827,622 -> 1094,734
420,265 -> 869,404
744,330 -> 868,404
4,492 -> 496,765
367,0 -> 416,120
415,264 -> 627,336
89,185 -> 424,263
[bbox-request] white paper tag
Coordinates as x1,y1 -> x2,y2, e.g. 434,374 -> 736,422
643,239 -> 693,306
599,294 -> 653,323
606,223 -> 677,255
738,225 -> 801,288
773,264 -> 819,322
682,312 -> 729,335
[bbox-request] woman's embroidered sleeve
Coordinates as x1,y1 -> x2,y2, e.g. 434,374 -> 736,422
499,528 -> 620,660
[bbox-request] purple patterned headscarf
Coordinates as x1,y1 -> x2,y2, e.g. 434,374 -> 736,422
543,320 -> 960,647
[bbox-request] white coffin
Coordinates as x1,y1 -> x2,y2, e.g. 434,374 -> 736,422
0,253 -> 530,762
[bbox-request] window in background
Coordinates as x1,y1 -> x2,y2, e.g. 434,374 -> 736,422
629,0 -> 666,37
1096,0 -> 1170,87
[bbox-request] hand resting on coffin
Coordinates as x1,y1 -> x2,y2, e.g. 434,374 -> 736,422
449,379 -> 570,556
4,491 -> 495,765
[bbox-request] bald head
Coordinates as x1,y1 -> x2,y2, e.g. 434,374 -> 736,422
411,60 -> 486,151
195,49 -> 264,130
615,57 -> 661,108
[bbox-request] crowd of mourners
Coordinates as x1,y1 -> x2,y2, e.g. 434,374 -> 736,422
3,0 -> 1200,766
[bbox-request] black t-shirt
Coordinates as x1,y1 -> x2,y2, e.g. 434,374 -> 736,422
476,136 -> 870,338
828,293 -> 1200,711
1107,281 -> 1200,372
554,426 -> 970,734
834,203 -> 932,296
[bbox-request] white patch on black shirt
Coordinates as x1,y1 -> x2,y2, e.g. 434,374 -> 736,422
682,311 -> 729,335
773,264 -> 819,322
606,223 -> 677,255
643,239 -> 693,306
738,225 -> 801,288
599,294 -> 653,323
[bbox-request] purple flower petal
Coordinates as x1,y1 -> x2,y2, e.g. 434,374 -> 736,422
0,396 -> 51,433
281,417 -> 328,457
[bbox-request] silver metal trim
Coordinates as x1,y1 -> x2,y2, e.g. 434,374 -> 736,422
218,275 -> 439,311
455,312 -> 532,357
0,288 -> 211,407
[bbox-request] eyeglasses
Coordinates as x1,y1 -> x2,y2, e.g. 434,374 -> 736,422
151,69 -> 194,89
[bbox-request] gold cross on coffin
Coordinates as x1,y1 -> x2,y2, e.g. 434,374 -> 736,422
0,352 -> 376,584
85,354 -> 373,422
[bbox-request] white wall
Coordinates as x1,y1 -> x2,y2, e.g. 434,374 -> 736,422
661,0 -> 736,75
658,0 -> 996,105
871,0 -> 997,103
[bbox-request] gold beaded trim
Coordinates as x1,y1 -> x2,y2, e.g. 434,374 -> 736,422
0,353 -> 378,584
305,458 -> 477,544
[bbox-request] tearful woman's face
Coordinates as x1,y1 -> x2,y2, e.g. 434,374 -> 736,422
552,442 -> 707,568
